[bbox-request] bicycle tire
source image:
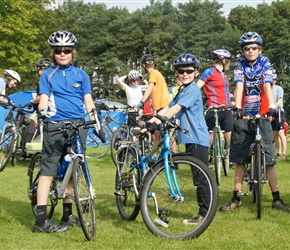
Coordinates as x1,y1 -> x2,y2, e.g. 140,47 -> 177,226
0,127 -> 16,171
222,139 -> 230,176
115,146 -> 141,220
213,128 -> 221,186
140,155 -> 218,239
72,156 -> 96,241
111,126 -> 132,166
86,126 -> 111,159
255,143 -> 262,219
27,152 -> 57,219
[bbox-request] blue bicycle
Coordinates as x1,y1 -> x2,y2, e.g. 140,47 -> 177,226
28,110 -> 102,240
114,114 -> 218,239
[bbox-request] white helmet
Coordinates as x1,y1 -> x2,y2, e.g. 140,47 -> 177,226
48,30 -> 77,47
141,85 -> 148,92
4,70 -> 21,82
127,70 -> 141,81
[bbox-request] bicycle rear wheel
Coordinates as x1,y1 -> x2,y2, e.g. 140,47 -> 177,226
27,152 -> 57,219
115,146 -> 141,220
0,127 -> 15,171
213,128 -> 222,185
72,157 -> 96,241
111,126 -> 132,166
140,155 -> 218,239
86,126 -> 111,159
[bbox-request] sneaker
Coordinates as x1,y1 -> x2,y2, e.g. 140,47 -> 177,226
272,199 -> 290,211
33,219 -> 69,233
183,214 -> 204,225
219,199 -> 242,212
60,214 -> 81,227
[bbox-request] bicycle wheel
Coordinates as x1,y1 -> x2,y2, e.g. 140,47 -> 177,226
111,126 -> 132,166
140,155 -> 218,239
86,126 -> 111,159
213,128 -> 222,185
0,127 -> 15,172
27,152 -> 57,219
255,143 -> 262,219
115,146 -> 141,220
72,157 -> 96,241
222,139 -> 230,176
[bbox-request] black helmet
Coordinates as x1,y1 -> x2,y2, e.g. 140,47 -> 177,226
140,54 -> 154,64
35,58 -> 51,70
48,30 -> 77,47
173,54 -> 200,69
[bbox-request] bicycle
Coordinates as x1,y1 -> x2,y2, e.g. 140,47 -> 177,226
238,114 -> 268,219
27,110 -> 101,240
0,95 -> 36,171
207,106 -> 231,185
114,114 -> 218,239
86,103 -> 128,159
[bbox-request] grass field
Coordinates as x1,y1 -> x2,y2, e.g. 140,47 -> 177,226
1,145 -> 290,249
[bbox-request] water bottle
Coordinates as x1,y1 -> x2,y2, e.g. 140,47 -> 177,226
57,154 -> 72,181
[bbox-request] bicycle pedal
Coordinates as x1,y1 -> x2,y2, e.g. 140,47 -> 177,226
114,189 -> 125,196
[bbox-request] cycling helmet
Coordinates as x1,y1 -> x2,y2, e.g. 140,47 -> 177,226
48,30 -> 77,47
4,70 -> 21,82
140,54 -> 154,64
211,49 -> 231,60
173,54 -> 200,69
35,58 -> 52,69
127,70 -> 141,81
239,31 -> 263,48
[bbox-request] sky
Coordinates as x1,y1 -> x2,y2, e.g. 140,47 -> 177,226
55,0 -> 275,17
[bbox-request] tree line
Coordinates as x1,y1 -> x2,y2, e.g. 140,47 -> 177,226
1,0 -> 290,120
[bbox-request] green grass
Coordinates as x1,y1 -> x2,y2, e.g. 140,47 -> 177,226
1,145 -> 290,249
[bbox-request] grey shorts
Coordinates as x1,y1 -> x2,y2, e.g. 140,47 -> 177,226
230,118 -> 276,165
40,120 -> 87,177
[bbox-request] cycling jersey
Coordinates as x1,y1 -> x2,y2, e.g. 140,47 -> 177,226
234,55 -> 273,115
39,65 -> 91,121
200,66 -> 231,107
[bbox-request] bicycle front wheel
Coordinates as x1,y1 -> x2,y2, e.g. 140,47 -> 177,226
0,127 -> 15,171
140,155 -> 218,239
72,157 -> 96,241
111,126 -> 132,166
255,143 -> 262,219
27,152 -> 57,219
213,128 -> 222,185
115,146 -> 141,221
86,126 -> 111,159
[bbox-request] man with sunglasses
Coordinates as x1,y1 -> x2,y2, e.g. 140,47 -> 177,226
33,30 -> 97,233
145,54 -> 210,224
220,31 -> 290,212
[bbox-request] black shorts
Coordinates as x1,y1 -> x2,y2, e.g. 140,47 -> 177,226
271,111 -> 285,131
205,109 -> 234,132
230,118 -> 275,165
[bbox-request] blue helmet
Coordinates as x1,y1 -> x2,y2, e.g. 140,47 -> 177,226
173,54 -> 200,69
239,31 -> 263,48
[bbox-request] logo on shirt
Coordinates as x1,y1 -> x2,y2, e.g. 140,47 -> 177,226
73,83 -> 80,88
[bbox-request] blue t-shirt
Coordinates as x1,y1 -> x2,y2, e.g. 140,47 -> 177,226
39,65 -> 92,121
169,83 -> 209,147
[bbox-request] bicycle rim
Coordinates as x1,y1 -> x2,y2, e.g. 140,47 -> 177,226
213,129 -> 221,186
72,157 -> 96,241
140,155 -> 218,239
86,126 -> 111,159
0,128 -> 15,171
111,126 -> 131,166
27,152 -> 57,219
115,147 -> 141,220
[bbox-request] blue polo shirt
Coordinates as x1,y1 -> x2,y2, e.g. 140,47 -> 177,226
169,83 -> 209,147
39,65 -> 91,121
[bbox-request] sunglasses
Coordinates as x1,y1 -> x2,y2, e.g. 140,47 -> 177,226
177,69 -> 195,75
54,49 -> 73,55
130,79 -> 139,82
243,45 -> 259,51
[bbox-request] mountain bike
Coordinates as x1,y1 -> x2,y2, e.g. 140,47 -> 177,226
207,106 -> 231,185
0,95 -> 36,171
86,104 -> 128,159
114,114 -> 218,239
27,110 -> 101,240
238,115 -> 268,219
